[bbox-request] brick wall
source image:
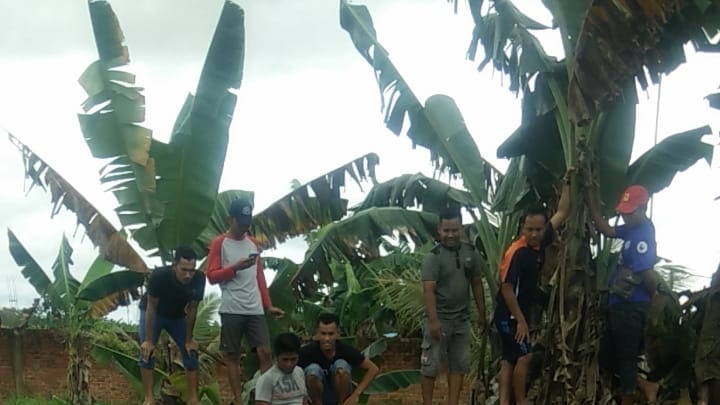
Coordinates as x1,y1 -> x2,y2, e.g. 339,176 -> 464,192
0,330 -> 472,405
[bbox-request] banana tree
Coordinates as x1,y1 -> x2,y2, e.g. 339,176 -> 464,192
450,0 -> 717,402
7,229 -> 145,404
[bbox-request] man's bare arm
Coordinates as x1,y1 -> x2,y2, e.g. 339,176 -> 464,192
350,358 -> 380,399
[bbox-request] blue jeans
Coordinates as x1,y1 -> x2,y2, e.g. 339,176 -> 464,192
304,359 -> 352,405
137,310 -> 199,370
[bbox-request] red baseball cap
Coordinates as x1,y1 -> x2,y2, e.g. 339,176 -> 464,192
615,185 -> 650,214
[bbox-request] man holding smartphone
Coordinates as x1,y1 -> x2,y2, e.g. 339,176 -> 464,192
207,198 -> 285,405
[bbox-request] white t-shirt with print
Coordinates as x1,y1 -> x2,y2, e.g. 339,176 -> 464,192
255,365 -> 307,405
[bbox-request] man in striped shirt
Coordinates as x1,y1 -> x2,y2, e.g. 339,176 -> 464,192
208,198 -> 285,405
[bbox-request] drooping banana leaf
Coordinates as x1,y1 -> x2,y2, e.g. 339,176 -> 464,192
569,0 -> 720,123
192,153 -> 380,256
154,1 -> 245,255
625,125 -> 714,194
91,343 -> 168,398
340,2 -> 503,282
9,133 -> 149,274
264,257 -> 302,334
76,271 -> 145,303
361,369 -> 421,396
79,1 -> 160,250
252,153 -> 380,250
292,207 -> 437,287
352,172 -> 475,214
78,253 -> 142,318
7,228 -> 54,300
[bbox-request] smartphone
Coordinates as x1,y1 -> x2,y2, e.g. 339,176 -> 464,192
248,253 -> 259,260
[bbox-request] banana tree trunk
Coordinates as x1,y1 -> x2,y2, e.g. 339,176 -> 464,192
530,202 -> 614,404
67,332 -> 92,405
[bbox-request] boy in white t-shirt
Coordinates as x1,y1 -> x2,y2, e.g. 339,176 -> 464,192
255,333 -> 308,405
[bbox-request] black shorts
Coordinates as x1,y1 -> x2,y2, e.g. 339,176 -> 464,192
219,314 -> 270,357
495,318 -> 531,364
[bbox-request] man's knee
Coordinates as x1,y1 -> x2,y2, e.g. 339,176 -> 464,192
304,363 -> 324,380
331,359 -> 352,376
222,351 -> 240,366
256,345 -> 271,360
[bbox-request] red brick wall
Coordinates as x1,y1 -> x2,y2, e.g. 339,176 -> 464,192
0,330 -> 471,405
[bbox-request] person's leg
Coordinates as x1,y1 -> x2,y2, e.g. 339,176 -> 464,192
304,363 -> 326,405
331,359 -> 353,404
446,320 -> 471,405
636,375 -> 658,403
498,360 -> 514,405
137,310 -> 163,405
610,304 -> 645,405
245,315 -> 272,373
219,314 -> 245,404
420,319 -> 441,405
512,354 -> 532,405
710,380 -> 720,404
496,319 -> 519,405
166,317 -> 201,405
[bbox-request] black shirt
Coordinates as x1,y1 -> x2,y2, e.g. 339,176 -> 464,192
298,340 -> 365,371
494,223 -> 554,323
139,266 -> 206,319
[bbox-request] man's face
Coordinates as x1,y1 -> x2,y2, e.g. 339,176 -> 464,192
620,209 -> 644,227
316,321 -> 339,351
276,352 -> 299,374
229,216 -> 251,234
521,214 -> 546,248
173,258 -> 197,285
438,218 -> 462,248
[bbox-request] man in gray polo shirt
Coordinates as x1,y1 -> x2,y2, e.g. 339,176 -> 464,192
420,207 -> 486,405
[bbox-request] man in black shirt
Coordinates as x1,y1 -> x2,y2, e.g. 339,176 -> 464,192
493,170 -> 571,405
138,246 -> 206,405
298,313 -> 379,405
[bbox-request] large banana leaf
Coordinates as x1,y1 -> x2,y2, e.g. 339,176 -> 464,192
154,1 -> 245,254
340,2 -> 503,286
292,207 -> 437,287
51,235 -> 80,308
192,154 -> 379,256
264,257 -> 302,334
352,173 -> 474,214
76,271 -> 145,303
626,125 -> 714,193
79,1 -> 160,249
569,0 -> 720,123
339,0 -> 502,192
9,133 -> 149,273
7,229 -> 53,299
252,153 -> 380,250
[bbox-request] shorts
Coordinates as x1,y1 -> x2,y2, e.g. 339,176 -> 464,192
137,310 -> 198,370
495,318 -> 531,364
305,359 -> 353,405
599,301 -> 649,395
420,318 -> 471,377
219,313 -> 270,357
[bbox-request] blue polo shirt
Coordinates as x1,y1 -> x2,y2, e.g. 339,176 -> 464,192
608,219 -> 656,305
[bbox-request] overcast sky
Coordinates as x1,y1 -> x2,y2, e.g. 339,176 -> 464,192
1,0 -> 719,324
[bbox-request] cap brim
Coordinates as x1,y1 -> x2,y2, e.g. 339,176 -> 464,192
615,201 -> 639,214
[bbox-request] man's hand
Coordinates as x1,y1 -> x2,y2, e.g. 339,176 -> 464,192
141,340 -> 155,362
429,319 -> 442,341
515,321 -> 529,344
343,393 -> 360,405
268,306 -> 285,319
232,257 -> 256,272
185,340 -> 199,354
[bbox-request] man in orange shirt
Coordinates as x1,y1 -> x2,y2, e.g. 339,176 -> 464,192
493,170 -> 571,405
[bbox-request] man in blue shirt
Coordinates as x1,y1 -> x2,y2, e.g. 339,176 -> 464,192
588,185 -> 660,405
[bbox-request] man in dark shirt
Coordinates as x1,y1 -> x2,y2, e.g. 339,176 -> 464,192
138,246 -> 206,405
298,313 -> 379,405
494,169 -> 571,405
